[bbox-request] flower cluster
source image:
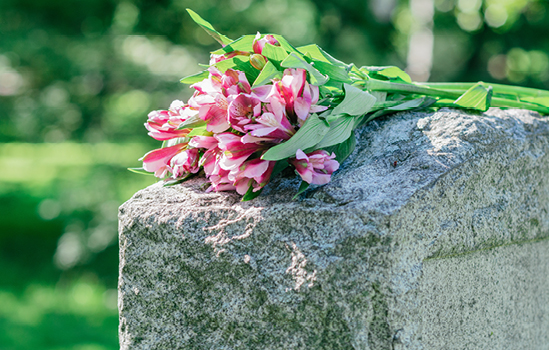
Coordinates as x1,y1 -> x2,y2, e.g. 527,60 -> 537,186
139,33 -> 339,198
136,10 -> 549,200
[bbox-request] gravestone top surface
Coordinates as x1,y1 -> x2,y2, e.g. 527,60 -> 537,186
119,108 -> 549,349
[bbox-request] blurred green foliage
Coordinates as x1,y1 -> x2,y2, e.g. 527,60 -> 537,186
1,0 -> 549,349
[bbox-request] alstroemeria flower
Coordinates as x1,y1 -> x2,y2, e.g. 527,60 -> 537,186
218,139 -> 267,171
145,100 -> 194,141
228,93 -> 262,133
270,68 -> 328,126
242,97 -> 295,143
289,149 -> 339,185
189,135 -> 218,150
207,168 -> 236,192
141,143 -> 186,178
232,158 -> 276,195
170,148 -> 200,178
209,50 -> 249,66
252,33 -> 280,54
196,133 -> 241,177
188,68 -> 252,133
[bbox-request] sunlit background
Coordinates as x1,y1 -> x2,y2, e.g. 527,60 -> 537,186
1,0 -> 548,349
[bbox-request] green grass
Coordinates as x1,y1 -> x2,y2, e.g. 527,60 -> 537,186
0,142 -> 154,350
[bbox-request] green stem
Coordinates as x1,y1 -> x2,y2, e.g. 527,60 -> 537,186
363,79 -> 462,99
418,82 -> 549,98
490,97 -> 549,113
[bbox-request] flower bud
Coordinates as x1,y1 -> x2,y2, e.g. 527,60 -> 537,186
250,54 -> 267,70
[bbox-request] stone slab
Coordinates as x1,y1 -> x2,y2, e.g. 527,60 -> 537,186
118,108 -> 549,349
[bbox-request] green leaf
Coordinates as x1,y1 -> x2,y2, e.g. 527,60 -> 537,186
280,52 -> 329,86
315,115 -> 356,149
261,114 -> 330,161
296,44 -> 347,66
128,167 -> 154,176
253,60 -> 282,87
323,133 -> 356,163
312,60 -> 352,84
292,181 -> 310,200
164,137 -> 189,147
453,83 -> 493,111
388,97 -> 430,111
261,43 -> 289,69
319,85 -> 343,97
242,185 -> 263,201
186,9 -> 233,46
187,125 -> 212,137
271,35 -> 303,55
215,55 -> 259,83
331,83 -> 377,116
211,35 -> 255,55
363,66 -> 412,83
176,113 -> 206,130
180,70 -> 209,84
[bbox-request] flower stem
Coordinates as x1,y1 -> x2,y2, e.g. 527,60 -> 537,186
418,82 -> 549,98
363,79 -> 462,99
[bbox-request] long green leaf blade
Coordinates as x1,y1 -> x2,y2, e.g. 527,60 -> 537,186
211,35 -> 255,55
262,114 -> 330,161
323,133 -> 356,163
215,55 -> 259,83
280,52 -> 328,86
261,43 -> 289,69
242,185 -> 263,201
296,44 -> 348,66
253,60 -> 282,87
315,116 -> 356,149
186,9 -> 233,46
180,70 -> 209,84
363,66 -> 412,83
292,181 -> 310,200
453,83 -> 493,111
331,83 -> 377,116
128,167 -> 154,176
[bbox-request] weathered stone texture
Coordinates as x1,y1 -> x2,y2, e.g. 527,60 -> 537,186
119,108 -> 549,349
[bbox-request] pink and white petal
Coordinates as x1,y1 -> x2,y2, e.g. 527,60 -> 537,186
243,159 -> 270,179
189,136 -> 218,150
235,178 -> 253,195
294,97 -> 311,123
241,133 -> 275,144
295,149 -> 309,161
296,167 -> 314,184
311,173 -> 332,185
249,126 -> 278,137
251,85 -> 273,102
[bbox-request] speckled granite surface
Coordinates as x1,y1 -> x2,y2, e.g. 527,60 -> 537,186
119,108 -> 549,349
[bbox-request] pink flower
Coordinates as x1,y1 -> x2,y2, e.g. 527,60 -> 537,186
145,100 -> 194,141
227,93 -> 262,133
170,148 -> 200,178
271,68 -> 328,126
189,135 -> 218,150
207,168 -> 236,192
253,33 -> 280,54
209,50 -> 249,65
218,138 -> 267,171
289,149 -> 339,185
188,68 -> 252,133
232,158 -> 276,195
242,97 -> 295,143
141,143 -> 186,178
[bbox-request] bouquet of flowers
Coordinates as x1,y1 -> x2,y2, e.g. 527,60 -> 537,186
131,10 -> 549,201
